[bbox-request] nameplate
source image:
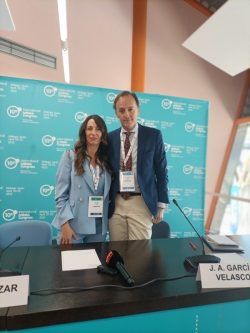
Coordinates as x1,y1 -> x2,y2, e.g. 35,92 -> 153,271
196,262 -> 250,289
0,275 -> 29,308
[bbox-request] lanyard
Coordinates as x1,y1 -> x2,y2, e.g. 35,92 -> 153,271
89,164 -> 100,191
120,131 -> 137,166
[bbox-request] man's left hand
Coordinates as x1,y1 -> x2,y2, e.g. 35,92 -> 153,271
152,207 -> 165,224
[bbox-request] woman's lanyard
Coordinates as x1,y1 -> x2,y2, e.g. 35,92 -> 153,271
89,164 -> 100,191
120,131 -> 137,167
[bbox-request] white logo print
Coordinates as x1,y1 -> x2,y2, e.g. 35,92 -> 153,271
75,112 -> 88,123
183,207 -> 192,217
183,164 -> 194,175
164,143 -> 171,152
185,122 -> 196,132
42,135 -> 56,147
7,106 -> 22,118
106,92 -> 116,104
161,99 -> 173,110
137,117 -> 145,125
44,85 -> 57,97
3,209 -> 18,221
5,157 -> 20,169
40,185 -> 54,196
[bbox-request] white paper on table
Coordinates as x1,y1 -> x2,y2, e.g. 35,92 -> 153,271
207,235 -> 238,246
61,249 -> 101,271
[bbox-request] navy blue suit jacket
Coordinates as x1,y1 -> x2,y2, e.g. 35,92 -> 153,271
108,124 -> 169,218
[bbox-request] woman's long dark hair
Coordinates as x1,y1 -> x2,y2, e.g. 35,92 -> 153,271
74,115 -> 112,175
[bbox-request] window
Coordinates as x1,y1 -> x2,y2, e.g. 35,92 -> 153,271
210,120 -> 250,235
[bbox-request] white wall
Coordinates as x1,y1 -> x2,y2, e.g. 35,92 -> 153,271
0,0 -> 133,89
145,0 -> 246,218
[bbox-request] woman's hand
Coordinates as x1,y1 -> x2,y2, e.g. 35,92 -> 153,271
60,222 -> 76,244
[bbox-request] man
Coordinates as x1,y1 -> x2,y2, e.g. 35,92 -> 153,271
108,90 -> 169,240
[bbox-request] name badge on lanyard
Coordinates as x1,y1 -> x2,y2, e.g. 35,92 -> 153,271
88,196 -> 103,217
119,171 -> 135,192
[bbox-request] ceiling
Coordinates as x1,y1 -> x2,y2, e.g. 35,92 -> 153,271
195,0 -> 227,12
0,0 -> 134,88
183,0 -> 250,76
0,0 -> 64,80
0,0 -> 249,85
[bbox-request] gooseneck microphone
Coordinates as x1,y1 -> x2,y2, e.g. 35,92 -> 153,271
172,199 -> 220,271
0,236 -> 21,272
105,250 -> 135,286
0,236 -> 21,263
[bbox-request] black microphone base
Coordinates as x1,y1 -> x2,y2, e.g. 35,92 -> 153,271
184,254 -> 221,272
0,269 -> 21,277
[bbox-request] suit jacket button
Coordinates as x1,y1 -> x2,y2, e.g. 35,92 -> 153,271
79,197 -> 83,202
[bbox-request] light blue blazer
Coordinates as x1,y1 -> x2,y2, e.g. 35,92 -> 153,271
52,150 -> 111,235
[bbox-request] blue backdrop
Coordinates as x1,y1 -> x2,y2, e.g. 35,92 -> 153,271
0,76 -> 209,237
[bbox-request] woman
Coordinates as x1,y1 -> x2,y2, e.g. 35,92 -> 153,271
52,115 -> 112,244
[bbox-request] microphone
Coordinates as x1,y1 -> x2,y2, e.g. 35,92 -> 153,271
0,236 -> 21,275
105,250 -> 135,286
172,199 -> 220,271
97,264 -> 118,276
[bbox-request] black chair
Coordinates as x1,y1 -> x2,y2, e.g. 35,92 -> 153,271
151,221 -> 170,239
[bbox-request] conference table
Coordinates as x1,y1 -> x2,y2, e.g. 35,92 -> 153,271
1,235 -> 250,332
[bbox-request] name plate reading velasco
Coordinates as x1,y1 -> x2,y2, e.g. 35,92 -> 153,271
196,262 -> 250,289
0,275 -> 29,308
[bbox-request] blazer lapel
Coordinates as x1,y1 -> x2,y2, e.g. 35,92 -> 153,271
114,129 -> 121,171
82,159 -> 111,197
137,124 -> 145,171
82,159 -> 94,192
103,169 -> 111,199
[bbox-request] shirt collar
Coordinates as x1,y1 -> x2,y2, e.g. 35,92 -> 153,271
121,123 -> 138,135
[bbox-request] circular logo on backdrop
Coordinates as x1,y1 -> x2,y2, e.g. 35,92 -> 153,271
183,207 -> 192,217
75,112 -> 88,123
137,117 -> 145,125
106,92 -> 116,104
185,122 -> 196,132
5,157 -> 20,169
42,135 -> 56,147
40,185 -> 54,196
183,164 -> 194,175
7,106 -> 22,118
164,143 -> 171,152
161,99 -> 173,110
44,85 -> 57,97
3,209 -> 18,221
